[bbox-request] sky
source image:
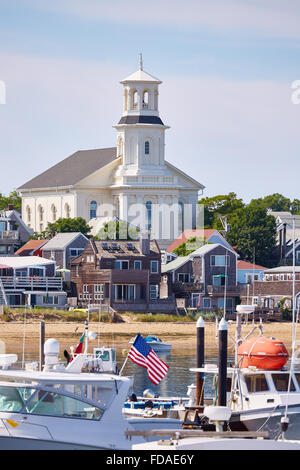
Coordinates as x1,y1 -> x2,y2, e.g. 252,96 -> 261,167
0,0 -> 299,203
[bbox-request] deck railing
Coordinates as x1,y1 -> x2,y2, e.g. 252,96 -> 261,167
0,276 -> 63,290
0,230 -> 19,240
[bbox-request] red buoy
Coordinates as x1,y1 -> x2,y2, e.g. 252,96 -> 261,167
238,336 -> 289,370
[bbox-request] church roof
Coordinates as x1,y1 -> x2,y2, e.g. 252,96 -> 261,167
18,147 -> 117,190
120,69 -> 162,84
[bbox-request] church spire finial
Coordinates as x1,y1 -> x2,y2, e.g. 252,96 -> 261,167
139,53 -> 143,71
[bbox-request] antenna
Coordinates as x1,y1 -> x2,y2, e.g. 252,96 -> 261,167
139,53 -> 143,71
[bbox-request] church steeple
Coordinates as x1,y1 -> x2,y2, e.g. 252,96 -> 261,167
114,57 -> 169,169
118,56 -> 163,121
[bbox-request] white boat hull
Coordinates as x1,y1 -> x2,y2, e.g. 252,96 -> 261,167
132,436 -> 300,451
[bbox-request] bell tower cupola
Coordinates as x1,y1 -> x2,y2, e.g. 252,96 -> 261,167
114,55 -> 169,170
118,53 -> 163,123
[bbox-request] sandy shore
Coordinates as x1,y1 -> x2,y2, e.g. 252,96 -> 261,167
0,320 -> 298,356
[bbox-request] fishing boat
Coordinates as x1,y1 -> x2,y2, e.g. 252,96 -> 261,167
129,335 -> 171,353
0,323 -> 178,450
129,405 -> 300,450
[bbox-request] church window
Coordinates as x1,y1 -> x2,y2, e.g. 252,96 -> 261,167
143,90 -> 149,108
90,201 -> 97,219
65,203 -> 71,218
178,201 -> 184,234
38,205 -> 44,222
145,141 -> 150,155
51,205 -> 57,222
132,89 -> 138,109
26,206 -> 31,223
146,201 -> 152,231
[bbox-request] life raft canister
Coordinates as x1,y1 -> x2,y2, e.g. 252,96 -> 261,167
237,336 -> 289,370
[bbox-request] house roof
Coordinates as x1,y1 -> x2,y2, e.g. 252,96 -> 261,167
94,239 -> 160,258
70,238 -> 160,264
0,256 -> 54,269
42,233 -> 88,251
161,256 -> 190,273
14,239 -> 48,256
18,147 -> 117,190
190,243 -> 238,258
162,243 -> 237,273
237,260 -> 266,271
264,266 -> 300,273
166,229 -> 234,253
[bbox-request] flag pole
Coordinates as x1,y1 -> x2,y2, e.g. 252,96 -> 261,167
119,355 -> 129,376
119,334 -> 138,375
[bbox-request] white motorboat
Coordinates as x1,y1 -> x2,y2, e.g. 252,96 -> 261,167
0,324 -> 178,450
129,335 -> 171,353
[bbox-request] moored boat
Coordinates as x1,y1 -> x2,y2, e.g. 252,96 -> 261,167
129,335 -> 171,353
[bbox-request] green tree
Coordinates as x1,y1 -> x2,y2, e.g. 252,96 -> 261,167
291,199 -> 300,215
198,192 -> 244,229
0,191 -> 22,211
249,193 -> 291,212
45,217 -> 91,237
96,219 -> 139,240
173,236 -> 206,256
226,206 -> 277,267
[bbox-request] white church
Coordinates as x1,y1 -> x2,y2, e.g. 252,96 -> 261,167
19,57 -> 204,249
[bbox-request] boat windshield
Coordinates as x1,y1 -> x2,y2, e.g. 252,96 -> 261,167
0,385 -> 104,420
271,374 -> 296,392
244,374 -> 269,393
146,336 -> 160,342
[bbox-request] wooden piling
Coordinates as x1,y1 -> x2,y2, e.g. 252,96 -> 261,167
218,318 -> 228,407
196,316 -> 205,405
39,321 -> 45,371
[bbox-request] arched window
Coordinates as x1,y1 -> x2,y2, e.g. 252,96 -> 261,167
65,203 -> 71,218
38,205 -> 44,222
90,201 -> 97,219
145,141 -> 150,155
132,89 -> 138,109
178,201 -> 184,234
143,90 -> 149,108
26,206 -> 31,223
146,201 -> 152,231
51,204 -> 57,222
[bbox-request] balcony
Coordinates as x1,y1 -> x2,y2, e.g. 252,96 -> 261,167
172,281 -> 204,294
0,276 -> 63,291
111,269 -> 149,284
0,230 -> 19,241
207,284 -> 241,297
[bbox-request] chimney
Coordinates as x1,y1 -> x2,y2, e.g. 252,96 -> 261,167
140,231 -> 150,255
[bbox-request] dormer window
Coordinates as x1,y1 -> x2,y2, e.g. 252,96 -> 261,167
145,141 -> 150,155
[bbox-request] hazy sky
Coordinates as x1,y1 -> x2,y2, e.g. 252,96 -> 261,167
0,0 -> 299,202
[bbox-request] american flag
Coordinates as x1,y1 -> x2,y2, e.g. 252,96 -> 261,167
128,334 -> 169,385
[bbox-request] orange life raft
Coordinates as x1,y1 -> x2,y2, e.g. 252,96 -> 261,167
238,336 -> 289,370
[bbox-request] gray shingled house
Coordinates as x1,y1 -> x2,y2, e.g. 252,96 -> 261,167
41,232 -> 89,269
